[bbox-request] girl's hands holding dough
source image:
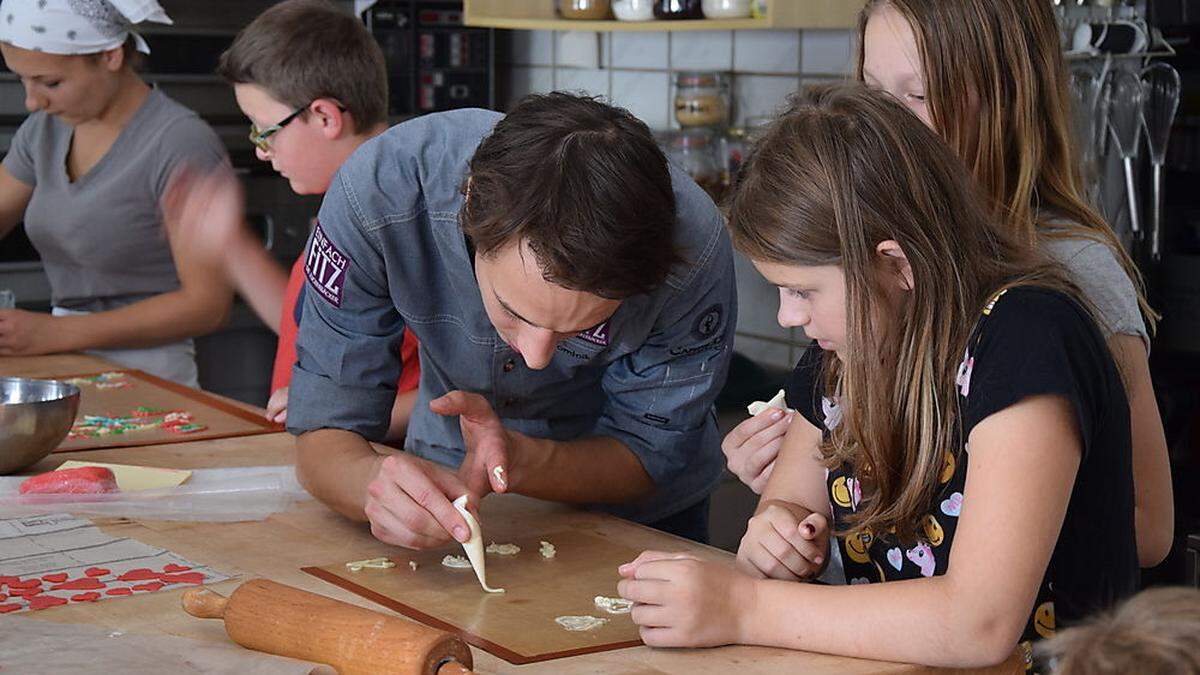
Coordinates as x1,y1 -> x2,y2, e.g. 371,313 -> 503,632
617,551 -> 754,648
430,390 -> 512,500
721,408 -> 792,494
363,453 -> 473,549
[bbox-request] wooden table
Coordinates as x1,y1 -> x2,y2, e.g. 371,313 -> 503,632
2,355 -> 1020,674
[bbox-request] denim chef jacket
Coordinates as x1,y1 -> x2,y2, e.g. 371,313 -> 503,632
286,109 -> 736,524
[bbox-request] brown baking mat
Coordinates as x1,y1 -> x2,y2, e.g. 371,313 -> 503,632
52,369 -> 282,452
303,528 -> 643,665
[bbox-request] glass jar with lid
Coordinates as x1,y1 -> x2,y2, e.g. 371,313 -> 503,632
720,127 -> 747,193
674,71 -> 731,129
666,130 -> 723,202
654,0 -> 703,20
559,0 -> 612,20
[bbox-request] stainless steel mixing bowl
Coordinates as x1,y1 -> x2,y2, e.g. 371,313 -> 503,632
0,377 -> 80,475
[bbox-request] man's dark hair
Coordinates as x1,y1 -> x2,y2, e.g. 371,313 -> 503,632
462,92 -> 681,299
217,0 -> 388,132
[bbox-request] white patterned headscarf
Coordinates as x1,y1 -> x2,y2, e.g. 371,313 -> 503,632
0,0 -> 171,55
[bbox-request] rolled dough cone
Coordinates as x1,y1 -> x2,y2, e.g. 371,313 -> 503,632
452,494 -> 505,593
746,389 -> 793,417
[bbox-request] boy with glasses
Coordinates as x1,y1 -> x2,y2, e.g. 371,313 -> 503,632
170,0 -> 420,436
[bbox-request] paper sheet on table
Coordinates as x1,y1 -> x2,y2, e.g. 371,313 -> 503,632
55,460 -> 192,491
0,616 -> 335,675
0,513 -> 232,614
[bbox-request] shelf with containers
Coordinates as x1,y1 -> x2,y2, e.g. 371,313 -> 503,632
463,0 -> 866,31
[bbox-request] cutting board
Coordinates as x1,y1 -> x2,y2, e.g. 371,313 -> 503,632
303,528 -> 644,664
54,369 -> 281,452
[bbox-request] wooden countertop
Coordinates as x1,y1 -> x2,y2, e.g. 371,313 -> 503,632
1,354 -> 1021,674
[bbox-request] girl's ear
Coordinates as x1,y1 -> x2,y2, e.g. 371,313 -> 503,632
876,239 -> 914,292
99,45 -> 125,73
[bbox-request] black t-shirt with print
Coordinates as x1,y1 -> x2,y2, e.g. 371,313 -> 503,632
784,287 -> 1137,645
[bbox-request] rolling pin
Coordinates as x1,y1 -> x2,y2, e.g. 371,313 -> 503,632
182,579 -> 473,675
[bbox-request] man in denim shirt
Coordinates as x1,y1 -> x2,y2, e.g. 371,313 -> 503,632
287,94 -> 735,548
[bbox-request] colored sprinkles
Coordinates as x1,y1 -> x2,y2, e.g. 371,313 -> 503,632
63,372 -> 133,389
68,408 -> 207,440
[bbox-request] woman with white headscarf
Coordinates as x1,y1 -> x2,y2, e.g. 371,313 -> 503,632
0,0 -> 231,386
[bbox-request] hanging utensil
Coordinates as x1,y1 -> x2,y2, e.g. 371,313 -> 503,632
1107,67 -> 1145,240
1141,62 -> 1181,262
1070,65 -> 1102,193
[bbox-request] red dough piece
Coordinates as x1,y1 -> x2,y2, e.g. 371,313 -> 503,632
70,592 -> 101,602
0,603 -> 20,613
0,593 -> 6,602
84,567 -> 110,577
51,578 -> 105,591
131,582 -> 164,592
41,573 -> 68,583
105,587 -> 134,596
0,575 -> 18,587
19,467 -> 119,495
8,578 -> 42,590
28,595 -> 68,611
162,564 -> 192,573
8,587 -> 42,599
159,572 -> 205,585
117,568 -> 159,582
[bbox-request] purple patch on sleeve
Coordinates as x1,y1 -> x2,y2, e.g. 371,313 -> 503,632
577,320 -> 610,347
305,222 -> 348,308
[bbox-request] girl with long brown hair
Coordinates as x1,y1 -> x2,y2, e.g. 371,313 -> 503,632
722,0 -> 1172,569
618,83 -> 1137,667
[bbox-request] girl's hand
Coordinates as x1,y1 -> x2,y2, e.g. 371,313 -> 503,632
721,409 -> 793,493
617,551 -> 755,648
0,309 -> 62,356
736,501 -> 829,581
265,387 -> 289,424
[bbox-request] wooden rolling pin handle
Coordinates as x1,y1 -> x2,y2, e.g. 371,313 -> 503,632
181,587 -> 229,619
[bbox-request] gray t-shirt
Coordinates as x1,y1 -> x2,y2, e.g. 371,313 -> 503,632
1042,235 -> 1148,347
2,88 -> 226,312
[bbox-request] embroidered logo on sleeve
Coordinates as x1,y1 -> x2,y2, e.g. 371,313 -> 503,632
305,223 -> 348,308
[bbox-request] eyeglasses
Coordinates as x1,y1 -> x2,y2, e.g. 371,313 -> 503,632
248,103 -> 310,153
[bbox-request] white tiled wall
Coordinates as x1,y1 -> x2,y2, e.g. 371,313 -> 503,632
501,28 -> 855,370
504,28 -> 854,127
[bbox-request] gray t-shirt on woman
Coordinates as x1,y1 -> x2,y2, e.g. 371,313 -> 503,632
2,88 -> 226,312
1041,235 -> 1148,348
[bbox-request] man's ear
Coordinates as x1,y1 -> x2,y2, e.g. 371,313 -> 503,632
875,239 -> 914,292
